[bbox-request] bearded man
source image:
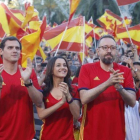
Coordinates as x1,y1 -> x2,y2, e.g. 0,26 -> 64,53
78,35 -> 136,140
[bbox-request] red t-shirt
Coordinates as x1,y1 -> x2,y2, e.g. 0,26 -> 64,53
0,68 -> 40,140
40,85 -> 80,140
72,77 -> 78,85
78,61 -> 135,140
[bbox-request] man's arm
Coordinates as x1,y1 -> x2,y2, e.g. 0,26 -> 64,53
24,80 -> 43,107
19,58 -> 43,107
80,81 -> 110,105
115,84 -> 136,107
80,70 -> 124,105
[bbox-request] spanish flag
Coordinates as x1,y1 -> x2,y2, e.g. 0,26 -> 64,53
21,16 -> 46,67
0,4 -> 9,35
116,24 -> 140,47
94,26 -> 108,38
97,9 -> 122,30
10,9 -> 25,22
21,6 -> 34,28
43,16 -> 84,52
0,23 -> 6,42
69,0 -> 81,22
1,3 -> 22,36
85,19 -> 96,36
85,30 -> 100,40
116,0 -> 139,6
86,36 -> 93,47
53,22 -> 58,28
36,46 -> 47,61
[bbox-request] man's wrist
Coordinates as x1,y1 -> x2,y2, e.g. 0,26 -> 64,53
24,79 -> 31,84
115,84 -> 124,92
24,79 -> 33,87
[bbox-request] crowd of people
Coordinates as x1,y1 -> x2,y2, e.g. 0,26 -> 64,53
0,35 -> 140,140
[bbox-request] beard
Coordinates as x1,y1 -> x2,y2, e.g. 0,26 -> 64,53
101,53 -> 114,65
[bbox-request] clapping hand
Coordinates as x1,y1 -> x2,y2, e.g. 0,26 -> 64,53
107,68 -> 124,87
59,82 -> 70,97
19,58 -> 32,83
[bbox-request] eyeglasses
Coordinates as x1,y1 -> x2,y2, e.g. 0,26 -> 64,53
98,45 -> 117,51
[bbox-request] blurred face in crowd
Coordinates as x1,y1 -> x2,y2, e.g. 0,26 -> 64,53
132,65 -> 140,81
114,49 -> 121,63
132,64 -> 140,89
35,63 -> 42,73
68,60 -> 72,67
74,61 -> 80,68
70,70 -> 75,77
88,49 -> 94,58
97,38 -> 117,65
73,54 -> 78,61
126,50 -> 134,59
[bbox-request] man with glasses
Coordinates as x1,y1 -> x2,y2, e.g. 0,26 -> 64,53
78,35 -> 136,140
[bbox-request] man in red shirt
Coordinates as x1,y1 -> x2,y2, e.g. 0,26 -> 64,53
0,36 -> 43,140
78,35 -> 136,140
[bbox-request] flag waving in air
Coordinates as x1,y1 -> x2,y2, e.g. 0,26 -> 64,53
44,16 -> 84,52
116,24 -> 140,48
116,0 -> 139,6
69,0 -> 81,22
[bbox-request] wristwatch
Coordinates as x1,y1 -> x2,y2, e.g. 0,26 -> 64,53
24,79 -> 33,87
116,85 -> 124,92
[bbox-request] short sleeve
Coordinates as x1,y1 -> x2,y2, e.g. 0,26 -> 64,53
30,69 -> 42,91
78,65 -> 91,91
123,68 -> 135,92
71,84 -> 80,101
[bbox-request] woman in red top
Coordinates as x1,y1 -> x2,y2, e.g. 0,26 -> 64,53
36,56 -> 80,140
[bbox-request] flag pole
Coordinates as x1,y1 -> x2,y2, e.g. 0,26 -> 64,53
93,26 -> 97,48
82,16 -> 85,65
116,2 -> 133,44
34,55 -> 37,69
54,25 -> 68,56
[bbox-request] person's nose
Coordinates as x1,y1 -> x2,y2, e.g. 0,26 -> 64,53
107,47 -> 111,52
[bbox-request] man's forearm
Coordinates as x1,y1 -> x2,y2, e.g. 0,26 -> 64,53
80,81 -> 110,105
27,86 -> 43,107
117,88 -> 136,107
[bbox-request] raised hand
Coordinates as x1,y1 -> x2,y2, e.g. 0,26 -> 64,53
131,44 -> 137,52
19,58 -> 32,83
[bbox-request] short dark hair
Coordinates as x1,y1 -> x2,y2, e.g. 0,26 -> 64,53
133,62 -> 140,66
0,36 -> 22,50
97,35 -> 116,47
